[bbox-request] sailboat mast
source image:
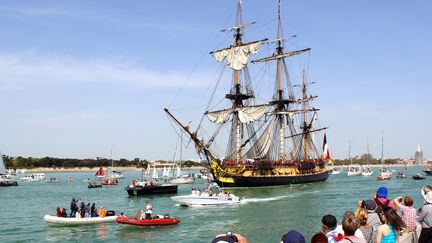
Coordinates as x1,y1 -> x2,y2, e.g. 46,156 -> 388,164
349,140 -> 352,165
366,136 -> 370,164
302,70 -> 308,161
276,0 -> 285,161
381,136 -> 384,165
180,130 -> 183,165
233,0 -> 244,162
110,144 -> 114,168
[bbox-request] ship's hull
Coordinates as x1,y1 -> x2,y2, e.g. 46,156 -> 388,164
214,170 -> 328,188
125,185 -> 178,196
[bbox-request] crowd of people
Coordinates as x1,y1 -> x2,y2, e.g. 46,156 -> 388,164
55,198 -> 106,218
212,185 -> 432,243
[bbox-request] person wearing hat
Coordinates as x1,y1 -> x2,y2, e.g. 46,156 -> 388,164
358,199 -> 382,229
417,186 -> 432,243
374,187 -> 395,210
212,233 -> 248,243
280,230 -> 305,243
321,214 -> 341,243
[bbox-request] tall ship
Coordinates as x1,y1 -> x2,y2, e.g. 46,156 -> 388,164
165,0 -> 329,187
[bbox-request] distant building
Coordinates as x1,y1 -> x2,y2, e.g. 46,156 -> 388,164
415,145 -> 423,165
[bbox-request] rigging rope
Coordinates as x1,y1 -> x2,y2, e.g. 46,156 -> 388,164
167,5 -> 237,108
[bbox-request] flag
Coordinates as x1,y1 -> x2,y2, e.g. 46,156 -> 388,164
322,133 -> 331,160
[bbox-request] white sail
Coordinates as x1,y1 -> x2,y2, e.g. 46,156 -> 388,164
145,164 -> 150,175
176,165 -> 182,178
152,166 -> 158,179
213,42 -> 261,70
207,105 -> 270,124
0,151 -> 6,174
162,166 -> 167,177
244,119 -> 275,159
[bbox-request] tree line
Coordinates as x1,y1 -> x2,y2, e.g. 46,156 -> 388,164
332,153 -> 402,166
2,155 -> 205,170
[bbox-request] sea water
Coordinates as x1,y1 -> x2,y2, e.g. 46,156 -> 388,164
0,167 -> 426,242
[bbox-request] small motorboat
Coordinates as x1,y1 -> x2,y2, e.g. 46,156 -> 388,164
101,178 -> 119,185
171,189 -> 241,206
331,170 -> 341,175
0,173 -> 18,186
396,172 -> 406,179
377,175 -> 391,181
413,174 -> 426,180
20,173 -> 45,182
112,171 -> 125,179
116,216 -> 180,226
88,181 -> 102,188
423,166 -> 432,176
43,215 -> 117,225
66,176 -> 73,182
46,177 -> 60,183
125,180 -> 177,196
169,176 -> 194,184
361,168 -> 373,177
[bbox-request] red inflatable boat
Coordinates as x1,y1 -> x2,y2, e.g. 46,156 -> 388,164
115,216 -> 181,226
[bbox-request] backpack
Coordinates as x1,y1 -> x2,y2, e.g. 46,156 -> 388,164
375,198 -> 390,223
329,233 -> 344,242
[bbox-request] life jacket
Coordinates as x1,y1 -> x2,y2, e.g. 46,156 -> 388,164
329,233 -> 344,242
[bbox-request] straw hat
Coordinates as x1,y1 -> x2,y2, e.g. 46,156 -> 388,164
421,188 -> 432,204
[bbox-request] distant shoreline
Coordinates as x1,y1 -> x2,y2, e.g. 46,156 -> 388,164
334,164 -> 424,168
12,166 -> 205,173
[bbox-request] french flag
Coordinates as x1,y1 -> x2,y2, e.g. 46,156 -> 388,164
322,133 -> 331,160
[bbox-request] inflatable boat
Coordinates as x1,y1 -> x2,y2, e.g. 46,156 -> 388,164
115,216 -> 180,226
43,215 -> 117,225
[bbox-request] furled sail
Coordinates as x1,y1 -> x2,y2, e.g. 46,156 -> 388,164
251,48 -> 311,63
206,105 -> 270,124
244,119 -> 275,159
213,42 -> 261,70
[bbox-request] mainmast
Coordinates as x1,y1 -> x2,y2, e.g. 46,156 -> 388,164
276,0 -> 285,161
251,0 -> 312,161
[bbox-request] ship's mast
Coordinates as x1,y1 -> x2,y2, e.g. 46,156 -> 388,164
276,0 -> 285,160
227,0 -> 251,162
301,71 -> 308,161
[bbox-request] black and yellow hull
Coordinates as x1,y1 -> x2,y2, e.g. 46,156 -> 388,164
211,161 -> 329,188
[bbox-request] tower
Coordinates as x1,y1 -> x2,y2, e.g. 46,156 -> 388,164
415,145 -> 423,165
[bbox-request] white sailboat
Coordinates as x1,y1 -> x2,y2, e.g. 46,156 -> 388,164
145,163 -> 151,176
362,137 -> 373,176
152,165 -> 159,180
0,151 -> 18,186
169,130 -> 194,184
347,141 -> 361,176
377,136 -> 391,180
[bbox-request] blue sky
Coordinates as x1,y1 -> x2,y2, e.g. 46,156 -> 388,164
0,0 -> 431,161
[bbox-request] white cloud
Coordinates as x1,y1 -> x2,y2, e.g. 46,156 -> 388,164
0,6 -> 204,34
0,49 -> 211,90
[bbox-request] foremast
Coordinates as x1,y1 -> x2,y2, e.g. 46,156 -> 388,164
209,0 -> 266,162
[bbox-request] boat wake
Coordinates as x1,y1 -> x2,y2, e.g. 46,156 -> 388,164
241,190 -> 321,204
